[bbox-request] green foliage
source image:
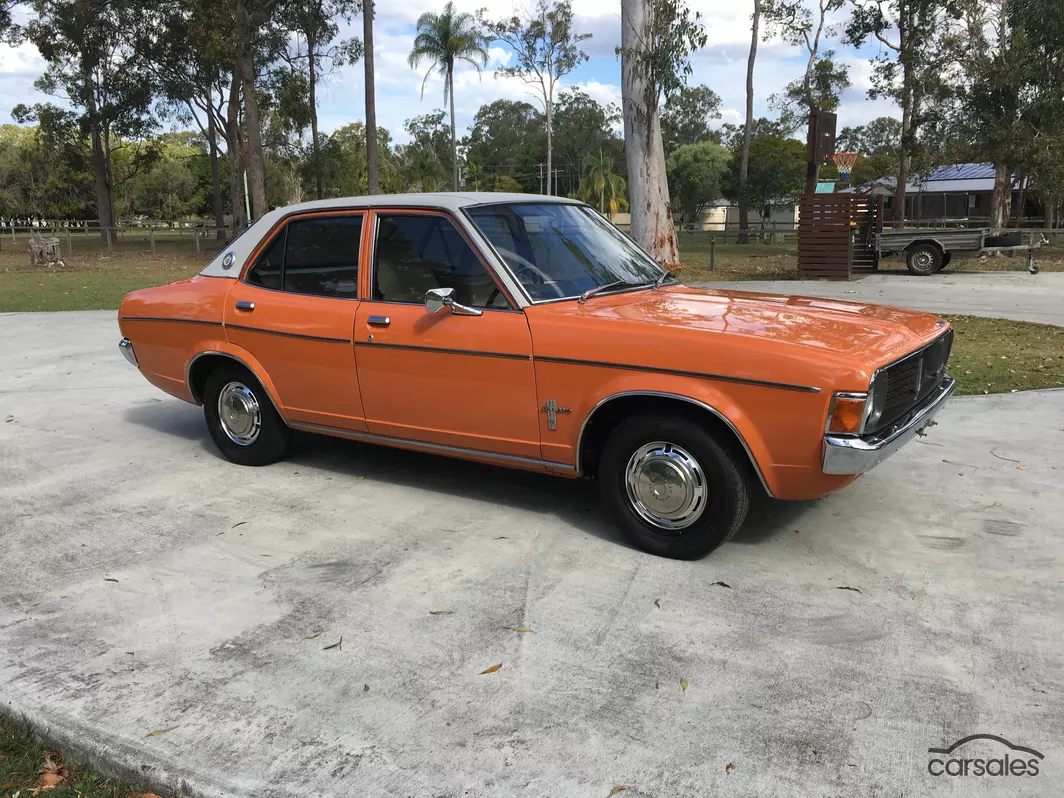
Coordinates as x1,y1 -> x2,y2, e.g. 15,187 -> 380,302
464,99 -> 545,193
723,134 -> 806,222
666,140 -> 729,223
408,1 -> 488,103
552,89 -> 625,195
661,84 -> 722,153
578,150 -> 627,214
837,116 -> 901,156
769,53 -> 850,134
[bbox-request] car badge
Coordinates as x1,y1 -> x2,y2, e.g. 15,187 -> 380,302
222,252 -> 235,270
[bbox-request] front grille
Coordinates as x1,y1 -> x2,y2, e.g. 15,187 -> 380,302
873,329 -> 953,433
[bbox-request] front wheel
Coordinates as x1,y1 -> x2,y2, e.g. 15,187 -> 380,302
203,363 -> 292,466
598,414 -> 751,559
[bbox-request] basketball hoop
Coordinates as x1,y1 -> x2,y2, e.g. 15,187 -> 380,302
830,151 -> 860,182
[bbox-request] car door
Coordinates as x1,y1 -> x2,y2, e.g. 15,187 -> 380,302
353,209 -> 541,460
225,211 -> 368,431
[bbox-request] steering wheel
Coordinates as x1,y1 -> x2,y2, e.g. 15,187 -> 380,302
498,249 -> 565,299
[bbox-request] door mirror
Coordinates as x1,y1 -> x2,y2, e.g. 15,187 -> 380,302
424,287 -> 483,317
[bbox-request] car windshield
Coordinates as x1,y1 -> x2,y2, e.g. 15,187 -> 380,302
465,203 -> 673,302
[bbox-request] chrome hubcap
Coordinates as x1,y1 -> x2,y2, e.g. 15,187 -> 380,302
625,441 -> 708,531
217,381 -> 261,446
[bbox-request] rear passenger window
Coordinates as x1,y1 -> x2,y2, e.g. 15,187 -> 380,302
244,215 -> 362,298
246,231 -> 284,290
283,216 -> 362,297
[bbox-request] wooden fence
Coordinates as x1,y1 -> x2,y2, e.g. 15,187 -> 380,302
797,193 -> 883,280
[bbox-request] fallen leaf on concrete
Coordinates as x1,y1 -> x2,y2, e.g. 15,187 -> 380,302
654,599 -> 662,608
494,536 -> 508,540
835,586 -> 862,594
4,415 -> 12,422
429,610 -> 454,615
510,627 -> 535,633
125,652 -> 135,656
323,637 -> 342,651
259,554 -> 272,557
363,684 -> 369,692
231,521 -> 248,529
710,580 -> 731,589
479,663 -> 503,674
655,681 -> 659,689
726,762 -> 737,774
443,528 -> 458,533
304,632 -> 322,640
103,577 -> 119,583
680,677 -> 689,691
355,476 -> 366,481
1016,463 -> 1025,470
607,787 -> 630,797
990,449 -> 1022,464
146,727 -> 177,737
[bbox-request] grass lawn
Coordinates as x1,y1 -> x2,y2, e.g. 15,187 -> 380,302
0,252 -> 202,313
0,715 -> 163,798
945,315 -> 1064,395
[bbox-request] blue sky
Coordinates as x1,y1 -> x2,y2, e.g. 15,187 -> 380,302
0,0 -> 901,144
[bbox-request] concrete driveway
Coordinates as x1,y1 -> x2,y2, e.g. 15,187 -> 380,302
2,311 -> 1062,798
694,271 -> 1064,327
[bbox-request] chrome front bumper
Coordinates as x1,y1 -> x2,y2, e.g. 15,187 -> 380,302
822,377 -> 956,475
119,337 -> 139,368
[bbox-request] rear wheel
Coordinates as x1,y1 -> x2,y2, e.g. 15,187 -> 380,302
203,363 -> 291,466
598,414 -> 751,559
905,243 -> 943,275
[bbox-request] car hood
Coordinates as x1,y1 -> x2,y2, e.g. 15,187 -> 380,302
529,284 -> 949,386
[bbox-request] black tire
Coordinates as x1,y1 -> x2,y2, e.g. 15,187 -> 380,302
939,251 -> 952,270
598,414 -> 751,559
203,363 -> 292,466
905,243 -> 943,275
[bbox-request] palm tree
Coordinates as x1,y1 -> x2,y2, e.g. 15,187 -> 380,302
408,2 -> 488,191
579,151 -> 628,216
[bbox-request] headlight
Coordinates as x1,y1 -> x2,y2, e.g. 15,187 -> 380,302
826,393 -> 869,435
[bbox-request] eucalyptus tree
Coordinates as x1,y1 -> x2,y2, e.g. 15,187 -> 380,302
15,0 -> 156,240
408,1 -> 488,191
482,0 -> 590,196
363,0 -> 379,194
737,0 -> 761,244
278,0 -> 362,199
619,0 -> 706,263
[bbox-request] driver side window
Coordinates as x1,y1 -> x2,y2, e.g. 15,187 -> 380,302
373,213 -> 511,309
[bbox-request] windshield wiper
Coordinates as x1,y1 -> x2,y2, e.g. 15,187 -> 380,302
578,280 -> 636,303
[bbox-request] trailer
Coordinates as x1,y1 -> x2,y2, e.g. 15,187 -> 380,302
871,228 -> 1047,275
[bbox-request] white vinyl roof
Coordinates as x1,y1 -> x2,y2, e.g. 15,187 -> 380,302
200,192 -> 582,279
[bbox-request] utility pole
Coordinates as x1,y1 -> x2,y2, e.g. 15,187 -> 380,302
538,163 -> 545,195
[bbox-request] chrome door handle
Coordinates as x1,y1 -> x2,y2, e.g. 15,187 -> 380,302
367,315 -> 390,326
235,301 -> 255,311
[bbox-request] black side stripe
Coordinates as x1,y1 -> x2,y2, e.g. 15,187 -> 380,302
535,355 -> 821,393
354,340 -> 530,361
120,316 -> 223,328
226,323 -> 351,344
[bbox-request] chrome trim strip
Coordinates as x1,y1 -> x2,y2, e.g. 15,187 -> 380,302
225,323 -> 351,344
119,315 -> 223,327
537,355 -> 820,393
575,390 -> 774,497
289,421 -> 576,472
354,340 -> 530,360
118,338 -> 138,368
822,377 -> 956,475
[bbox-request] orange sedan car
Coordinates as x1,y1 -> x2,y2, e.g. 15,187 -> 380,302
118,193 -> 955,558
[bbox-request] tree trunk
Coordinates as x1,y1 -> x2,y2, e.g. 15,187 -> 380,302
225,75 -> 248,231
545,100 -> 553,195
990,162 -> 1011,231
84,78 -> 115,242
620,0 -> 679,265
448,62 -> 459,191
738,0 -> 760,244
1045,200 -> 1055,230
234,0 -> 267,219
893,8 -> 912,229
364,0 -> 380,195
1014,174 -> 1027,227
309,34 -> 324,200
207,109 -> 226,240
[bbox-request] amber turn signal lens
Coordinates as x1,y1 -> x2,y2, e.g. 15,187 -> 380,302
828,396 -> 867,434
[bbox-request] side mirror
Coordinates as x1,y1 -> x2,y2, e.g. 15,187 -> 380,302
424,287 -> 483,317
